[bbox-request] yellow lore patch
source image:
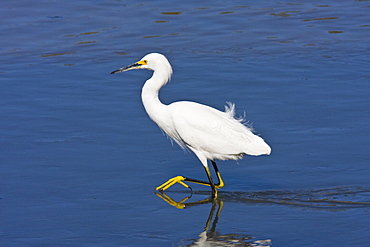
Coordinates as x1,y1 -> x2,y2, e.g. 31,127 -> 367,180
137,60 -> 148,65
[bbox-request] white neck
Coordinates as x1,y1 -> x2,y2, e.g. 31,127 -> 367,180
141,70 -> 169,127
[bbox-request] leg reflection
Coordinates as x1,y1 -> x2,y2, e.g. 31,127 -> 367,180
155,191 -> 216,209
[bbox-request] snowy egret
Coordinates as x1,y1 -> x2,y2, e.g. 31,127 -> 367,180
111,53 -> 271,198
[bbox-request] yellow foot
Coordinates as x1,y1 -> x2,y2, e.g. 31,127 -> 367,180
212,189 -> 218,199
155,176 -> 190,191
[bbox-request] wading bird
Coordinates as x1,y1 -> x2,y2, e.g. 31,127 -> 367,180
111,53 -> 271,198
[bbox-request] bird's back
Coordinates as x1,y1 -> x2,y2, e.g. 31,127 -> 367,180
167,101 -> 271,161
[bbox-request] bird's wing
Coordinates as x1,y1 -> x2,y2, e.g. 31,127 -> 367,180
168,101 -> 268,159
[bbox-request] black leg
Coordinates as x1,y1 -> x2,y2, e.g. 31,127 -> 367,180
156,160 -> 224,196
211,160 -> 225,189
204,165 -> 217,198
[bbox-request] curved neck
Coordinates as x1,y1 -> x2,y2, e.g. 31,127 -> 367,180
141,71 -> 168,126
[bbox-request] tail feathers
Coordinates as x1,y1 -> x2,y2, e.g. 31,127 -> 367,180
246,136 -> 271,156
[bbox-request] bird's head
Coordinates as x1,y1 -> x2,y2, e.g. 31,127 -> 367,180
110,53 -> 172,76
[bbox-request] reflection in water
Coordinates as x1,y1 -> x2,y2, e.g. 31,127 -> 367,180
156,186 -> 370,246
156,186 -> 370,210
177,199 -> 271,247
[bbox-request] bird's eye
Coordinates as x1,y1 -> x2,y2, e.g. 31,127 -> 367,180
137,60 -> 148,66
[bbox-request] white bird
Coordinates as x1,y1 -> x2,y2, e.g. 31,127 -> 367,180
111,53 -> 271,198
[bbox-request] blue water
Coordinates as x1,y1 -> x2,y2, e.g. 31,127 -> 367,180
1,1 -> 370,246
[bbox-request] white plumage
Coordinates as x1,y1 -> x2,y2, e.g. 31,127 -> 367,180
111,53 -> 271,197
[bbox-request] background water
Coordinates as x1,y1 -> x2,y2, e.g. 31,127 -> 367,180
1,0 -> 370,246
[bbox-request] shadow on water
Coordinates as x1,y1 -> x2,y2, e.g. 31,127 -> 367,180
156,186 -> 370,246
156,186 -> 370,211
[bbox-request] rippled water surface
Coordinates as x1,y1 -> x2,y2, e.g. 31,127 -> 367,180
1,1 -> 370,246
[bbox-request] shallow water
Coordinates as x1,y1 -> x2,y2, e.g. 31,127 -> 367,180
1,1 -> 370,246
